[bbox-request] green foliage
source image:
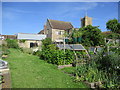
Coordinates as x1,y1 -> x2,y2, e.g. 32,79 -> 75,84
72,29 -> 83,38
19,39 -> 26,43
94,52 -> 120,73
106,19 -> 120,34
37,38 -> 75,65
75,47 -> 120,88
110,47 -> 120,55
71,29 -> 83,43
81,25 -> 104,46
21,48 -> 33,54
1,44 -> 10,55
37,44 -> 75,65
41,38 -> 52,49
102,32 -> 120,39
6,39 -> 19,49
94,51 -> 120,88
61,67 -> 76,74
39,49 -> 74,65
4,49 -> 87,88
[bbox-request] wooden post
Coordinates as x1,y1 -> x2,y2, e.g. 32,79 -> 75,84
63,37 -> 65,65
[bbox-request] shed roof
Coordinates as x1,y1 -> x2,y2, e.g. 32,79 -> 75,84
17,33 -> 46,40
48,19 -> 74,30
56,44 -> 86,51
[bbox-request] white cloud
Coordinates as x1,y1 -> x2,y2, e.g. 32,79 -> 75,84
2,0 -> 120,2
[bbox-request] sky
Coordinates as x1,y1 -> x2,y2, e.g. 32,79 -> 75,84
2,2 -> 118,35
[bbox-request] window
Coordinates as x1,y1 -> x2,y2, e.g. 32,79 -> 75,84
58,31 -> 64,35
30,43 -> 38,48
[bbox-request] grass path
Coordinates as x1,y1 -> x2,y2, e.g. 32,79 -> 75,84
4,49 -> 87,88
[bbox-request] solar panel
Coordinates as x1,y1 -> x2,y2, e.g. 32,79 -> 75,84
57,44 -> 86,50
56,44 -> 71,50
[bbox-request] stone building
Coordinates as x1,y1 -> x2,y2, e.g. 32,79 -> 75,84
17,33 -> 46,48
81,15 -> 92,27
39,19 -> 74,42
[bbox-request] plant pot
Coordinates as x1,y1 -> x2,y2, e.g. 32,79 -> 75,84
73,38 -> 77,43
77,37 -> 82,42
65,39 -> 69,43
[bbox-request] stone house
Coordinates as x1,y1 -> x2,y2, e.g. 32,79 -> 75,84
39,19 -> 74,43
17,33 -> 46,48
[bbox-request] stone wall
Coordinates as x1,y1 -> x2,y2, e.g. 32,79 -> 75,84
18,40 -> 42,48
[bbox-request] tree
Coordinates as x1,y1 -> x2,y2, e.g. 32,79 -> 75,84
106,19 -> 120,34
81,25 -> 104,46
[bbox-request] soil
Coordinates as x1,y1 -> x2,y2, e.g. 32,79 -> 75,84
2,72 -> 11,88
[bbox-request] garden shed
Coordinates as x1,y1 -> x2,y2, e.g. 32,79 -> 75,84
17,33 -> 46,48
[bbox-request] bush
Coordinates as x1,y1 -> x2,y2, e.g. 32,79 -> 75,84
2,49 -> 10,55
38,48 -> 74,65
94,52 -> 120,73
19,39 -> 26,43
6,39 -> 19,49
42,38 -> 52,49
1,44 -> 10,55
75,48 -> 120,88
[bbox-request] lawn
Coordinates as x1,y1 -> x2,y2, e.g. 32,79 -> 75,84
4,49 -> 87,88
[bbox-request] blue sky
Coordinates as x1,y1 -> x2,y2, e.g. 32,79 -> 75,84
2,2 -> 118,35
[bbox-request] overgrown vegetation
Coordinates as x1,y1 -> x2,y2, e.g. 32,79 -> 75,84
106,19 -> 120,34
34,41 -> 75,65
6,39 -> 19,49
19,39 -> 26,43
66,25 -> 105,46
0,42 -> 10,57
81,25 -> 105,46
74,45 -> 120,88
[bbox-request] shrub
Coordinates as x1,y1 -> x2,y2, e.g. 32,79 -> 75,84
6,39 -> 19,49
65,50 -> 74,64
2,49 -> 10,55
1,44 -> 10,55
19,39 -> 26,43
42,38 -> 52,49
75,49 -> 120,88
94,52 -> 120,73
38,48 -> 74,65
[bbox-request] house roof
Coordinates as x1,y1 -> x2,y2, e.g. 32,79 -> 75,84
102,31 -> 112,35
1,35 -> 17,39
17,33 -> 46,40
56,44 -> 86,51
38,30 -> 44,34
47,19 -> 74,30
